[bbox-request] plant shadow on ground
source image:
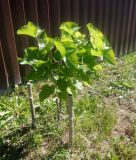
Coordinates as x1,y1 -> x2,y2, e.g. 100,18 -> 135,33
0,125 -> 31,160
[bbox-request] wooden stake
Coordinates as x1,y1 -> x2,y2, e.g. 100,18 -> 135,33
67,94 -> 74,148
27,82 -> 35,128
56,98 -> 61,122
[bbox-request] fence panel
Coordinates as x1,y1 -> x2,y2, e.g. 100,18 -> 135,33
0,0 -> 136,89
0,0 -> 21,87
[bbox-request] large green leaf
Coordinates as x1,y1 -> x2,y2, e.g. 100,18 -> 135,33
75,48 -> 86,56
93,37 -> 104,49
57,78 -> 76,97
60,22 -> 80,35
25,62 -> 51,80
62,41 -> 76,50
38,34 -> 53,51
25,70 -> 47,81
57,91 -> 67,100
74,31 -> 87,45
67,53 -> 78,68
87,23 -> 105,49
20,47 -> 49,66
87,23 -> 115,66
87,23 -> 104,38
83,55 -> 96,65
91,49 -> 102,57
17,22 -> 38,38
53,39 -> 66,57
62,41 -> 76,54
61,65 -> 74,77
57,78 -> 69,91
61,34 -> 73,42
23,47 -> 40,60
77,69 -> 90,83
53,50 -> 62,61
93,64 -> 103,71
39,85 -> 55,102
74,31 -> 82,38
103,48 -> 116,65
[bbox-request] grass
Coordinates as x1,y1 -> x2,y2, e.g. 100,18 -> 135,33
0,53 -> 136,159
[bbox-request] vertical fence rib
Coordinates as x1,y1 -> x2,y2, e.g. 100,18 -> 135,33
24,0 -> 38,24
109,0 -> 117,51
119,0 -> 128,55
79,0 -> 88,32
70,0 -> 79,24
59,0 -> 70,23
9,0 -> 28,77
103,0 -> 112,39
133,1 -> 136,50
128,0 -> 134,52
36,0 -> 51,35
131,1 -> 136,51
114,0 -> 123,56
125,0 -> 134,55
97,0 -> 104,31
48,0 -> 60,36
23,0 -> 38,46
88,0 -> 96,25
0,0 -> 21,85
0,41 -> 9,89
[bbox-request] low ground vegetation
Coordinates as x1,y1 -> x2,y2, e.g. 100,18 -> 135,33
0,53 -> 136,159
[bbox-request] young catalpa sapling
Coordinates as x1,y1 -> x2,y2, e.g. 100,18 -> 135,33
17,21 -> 116,147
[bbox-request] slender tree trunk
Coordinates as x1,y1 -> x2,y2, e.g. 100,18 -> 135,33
27,82 -> 35,128
67,94 -> 74,148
